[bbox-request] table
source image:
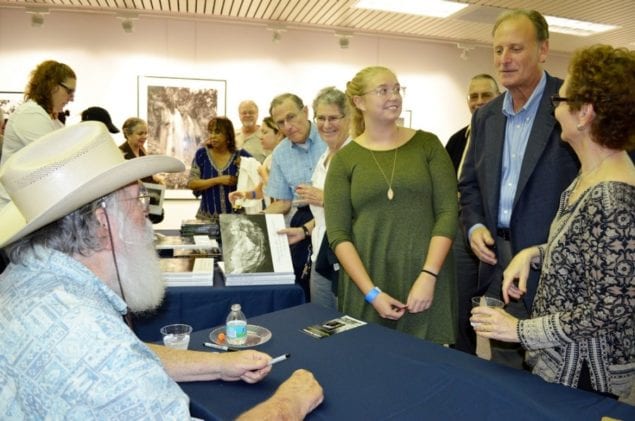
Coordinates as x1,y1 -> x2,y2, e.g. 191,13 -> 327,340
181,304 -> 635,421
132,270 -> 305,342
135,229 -> 305,342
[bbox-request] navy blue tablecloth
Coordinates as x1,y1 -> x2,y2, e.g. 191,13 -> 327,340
132,272 -> 305,342
181,303 -> 635,421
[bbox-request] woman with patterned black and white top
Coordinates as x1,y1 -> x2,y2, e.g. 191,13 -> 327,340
471,45 -> 634,399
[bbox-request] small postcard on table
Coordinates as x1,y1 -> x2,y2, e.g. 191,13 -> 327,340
302,315 -> 366,339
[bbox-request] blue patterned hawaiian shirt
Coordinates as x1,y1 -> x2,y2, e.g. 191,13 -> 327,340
0,246 -> 190,418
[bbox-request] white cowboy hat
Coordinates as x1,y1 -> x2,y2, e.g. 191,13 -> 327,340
0,121 -> 185,247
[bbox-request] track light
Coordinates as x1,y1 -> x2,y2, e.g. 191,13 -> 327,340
335,31 -> 353,49
267,24 -> 287,44
31,13 -> 44,27
457,43 -> 475,61
121,19 -> 134,33
117,13 -> 139,34
26,6 -> 49,28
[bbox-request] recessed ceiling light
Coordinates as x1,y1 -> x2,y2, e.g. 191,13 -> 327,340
354,0 -> 469,18
545,15 -> 619,36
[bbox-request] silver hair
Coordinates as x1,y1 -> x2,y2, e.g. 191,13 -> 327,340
269,93 -> 304,116
312,86 -> 348,116
6,192 -> 118,264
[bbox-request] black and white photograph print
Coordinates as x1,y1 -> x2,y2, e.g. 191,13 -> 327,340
0,91 -> 23,129
143,182 -> 165,216
219,214 -> 273,274
138,76 -> 227,191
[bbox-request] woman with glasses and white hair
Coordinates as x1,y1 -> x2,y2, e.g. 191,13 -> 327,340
472,45 -> 634,399
119,117 -> 166,223
278,86 -> 352,309
324,66 -> 458,344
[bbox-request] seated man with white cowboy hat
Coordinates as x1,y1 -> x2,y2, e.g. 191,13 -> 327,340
0,122 -> 323,419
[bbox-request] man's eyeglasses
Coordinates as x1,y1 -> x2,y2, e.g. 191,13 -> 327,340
59,82 -> 75,96
468,92 -> 496,101
550,95 -> 569,108
121,188 -> 151,212
362,85 -> 402,97
275,112 -> 302,127
314,115 -> 345,125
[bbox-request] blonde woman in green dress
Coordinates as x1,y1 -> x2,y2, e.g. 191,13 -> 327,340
324,66 -> 458,344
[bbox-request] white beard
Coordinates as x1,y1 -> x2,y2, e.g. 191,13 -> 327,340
114,214 -> 165,313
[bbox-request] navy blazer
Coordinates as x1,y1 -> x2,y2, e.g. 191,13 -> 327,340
458,72 -> 579,307
445,125 -> 469,174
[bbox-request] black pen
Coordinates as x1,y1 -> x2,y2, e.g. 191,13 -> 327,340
203,342 -> 237,352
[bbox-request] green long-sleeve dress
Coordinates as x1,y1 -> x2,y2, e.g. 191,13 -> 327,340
324,130 -> 458,344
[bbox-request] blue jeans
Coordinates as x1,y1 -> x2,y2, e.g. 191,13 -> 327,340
310,264 -> 337,309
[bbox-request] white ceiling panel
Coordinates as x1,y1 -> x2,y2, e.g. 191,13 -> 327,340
1,0 -> 633,53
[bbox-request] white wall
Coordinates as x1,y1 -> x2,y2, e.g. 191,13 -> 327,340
0,7 -> 571,228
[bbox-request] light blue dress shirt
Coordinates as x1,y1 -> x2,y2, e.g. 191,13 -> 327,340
265,122 -> 326,201
0,246 -> 190,419
498,71 -> 547,228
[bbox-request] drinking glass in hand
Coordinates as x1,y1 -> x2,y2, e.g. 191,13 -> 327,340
470,296 -> 504,328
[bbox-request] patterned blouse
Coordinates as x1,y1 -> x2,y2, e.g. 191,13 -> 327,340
189,147 -> 251,220
518,181 -> 635,398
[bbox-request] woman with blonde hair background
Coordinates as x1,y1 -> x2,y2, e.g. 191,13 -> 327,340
324,66 -> 458,343
228,116 -> 283,210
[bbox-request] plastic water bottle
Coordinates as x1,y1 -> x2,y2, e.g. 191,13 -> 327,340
226,303 -> 247,345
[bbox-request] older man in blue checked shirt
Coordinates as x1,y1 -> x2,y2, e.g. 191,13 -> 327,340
266,93 -> 327,299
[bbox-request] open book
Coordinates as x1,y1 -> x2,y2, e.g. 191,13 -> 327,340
219,214 -> 294,286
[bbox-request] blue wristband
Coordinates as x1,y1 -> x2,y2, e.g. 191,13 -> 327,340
364,286 -> 382,303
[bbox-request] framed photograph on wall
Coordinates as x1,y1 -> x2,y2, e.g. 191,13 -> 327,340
0,91 -> 24,127
143,182 -> 166,216
138,76 -> 226,197
397,109 -> 412,128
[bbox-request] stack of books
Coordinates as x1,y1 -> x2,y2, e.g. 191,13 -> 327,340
154,233 -> 221,256
159,257 -> 215,287
219,214 -> 295,286
180,219 -> 220,238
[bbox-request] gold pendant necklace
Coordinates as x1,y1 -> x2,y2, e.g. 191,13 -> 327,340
370,149 -> 398,201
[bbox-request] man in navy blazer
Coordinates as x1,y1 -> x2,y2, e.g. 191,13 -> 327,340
458,9 -> 579,368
